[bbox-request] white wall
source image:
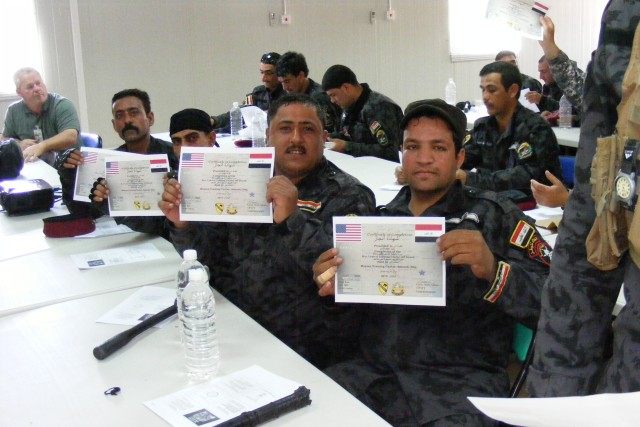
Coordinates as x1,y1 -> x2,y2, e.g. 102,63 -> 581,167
2,0 -> 608,148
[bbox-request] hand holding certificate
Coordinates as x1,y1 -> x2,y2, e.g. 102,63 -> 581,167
331,216 -> 446,306
178,147 -> 274,223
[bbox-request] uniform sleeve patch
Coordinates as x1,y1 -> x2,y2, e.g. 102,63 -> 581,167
484,261 -> 510,303
375,129 -> 389,146
527,235 -> 552,266
509,220 -> 534,248
297,199 -> 321,213
517,142 -> 533,159
369,121 -> 382,134
463,133 -> 471,145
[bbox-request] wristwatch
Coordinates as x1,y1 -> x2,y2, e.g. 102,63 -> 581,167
614,139 -> 639,211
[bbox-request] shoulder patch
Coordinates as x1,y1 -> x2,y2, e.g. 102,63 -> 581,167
375,129 -> 389,146
509,220 -> 535,248
526,235 -> 552,266
463,133 -> 471,145
369,121 -> 382,134
297,199 -> 321,213
516,142 -> 533,160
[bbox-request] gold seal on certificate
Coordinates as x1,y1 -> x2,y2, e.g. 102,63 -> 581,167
333,216 -> 446,306
178,147 -> 274,223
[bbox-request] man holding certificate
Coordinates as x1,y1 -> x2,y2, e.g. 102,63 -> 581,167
313,99 -> 551,426
160,94 -> 376,368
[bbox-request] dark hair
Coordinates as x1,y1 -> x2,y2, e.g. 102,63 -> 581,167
538,54 -> 548,64
495,50 -> 516,61
267,93 -> 325,128
261,52 -> 281,66
321,64 -> 359,91
479,61 -> 522,98
276,51 -> 309,78
111,89 -> 152,114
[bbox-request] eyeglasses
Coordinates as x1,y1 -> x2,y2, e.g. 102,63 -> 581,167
261,53 -> 280,65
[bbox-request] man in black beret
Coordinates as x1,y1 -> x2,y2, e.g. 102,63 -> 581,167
322,64 -> 403,162
313,99 -> 550,426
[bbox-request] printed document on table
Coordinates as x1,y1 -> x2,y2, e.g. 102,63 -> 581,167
96,286 -> 176,327
106,154 -> 169,216
70,241 -> 164,269
73,147 -> 141,202
145,365 -> 303,427
486,0 -> 549,40
333,216 -> 446,306
178,147 -> 274,223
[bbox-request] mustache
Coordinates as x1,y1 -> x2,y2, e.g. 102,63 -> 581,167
285,145 -> 306,154
122,124 -> 139,134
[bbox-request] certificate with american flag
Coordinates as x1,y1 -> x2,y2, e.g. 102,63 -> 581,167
105,154 -> 170,216
178,147 -> 274,223
333,216 -> 446,306
73,147 -> 141,203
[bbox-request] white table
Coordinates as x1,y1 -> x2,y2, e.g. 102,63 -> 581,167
0,285 -> 390,427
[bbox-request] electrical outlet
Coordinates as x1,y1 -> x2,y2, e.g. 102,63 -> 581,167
269,12 -> 276,26
370,11 -> 376,24
281,14 -> 291,25
386,10 -> 396,20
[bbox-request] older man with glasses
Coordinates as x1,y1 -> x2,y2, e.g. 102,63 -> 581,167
211,52 -> 285,133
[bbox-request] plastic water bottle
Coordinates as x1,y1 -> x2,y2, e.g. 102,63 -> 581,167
445,77 -> 457,105
176,249 -> 206,339
251,111 -> 266,147
230,102 -> 242,136
181,267 -> 220,381
558,94 -> 571,128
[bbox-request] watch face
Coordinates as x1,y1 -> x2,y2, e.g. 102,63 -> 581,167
616,175 -> 634,200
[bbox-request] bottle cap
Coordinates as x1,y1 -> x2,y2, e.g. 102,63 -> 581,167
183,249 -> 197,261
189,268 -> 205,282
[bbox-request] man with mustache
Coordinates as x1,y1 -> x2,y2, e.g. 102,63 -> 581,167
160,94 -> 376,368
57,89 -> 178,238
459,61 -> 562,205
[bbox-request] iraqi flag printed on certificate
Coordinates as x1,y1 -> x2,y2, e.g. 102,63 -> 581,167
333,216 -> 446,306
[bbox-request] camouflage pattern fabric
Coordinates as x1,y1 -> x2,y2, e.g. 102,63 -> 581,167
548,51 -> 586,112
528,0 -> 640,397
539,81 -> 563,112
305,78 -> 342,134
325,183 -> 550,425
170,158 -> 375,369
521,73 -> 542,93
332,83 -> 403,162
465,104 -> 563,193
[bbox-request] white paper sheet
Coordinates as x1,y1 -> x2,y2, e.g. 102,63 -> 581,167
70,241 -> 164,269
520,88 -> 540,112
178,147 -> 274,223
96,286 -> 176,327
486,0 -> 549,40
106,154 -> 169,216
468,392 -> 640,427
144,365 -> 304,427
74,217 -> 134,238
333,216 -> 446,306
73,147 -> 141,202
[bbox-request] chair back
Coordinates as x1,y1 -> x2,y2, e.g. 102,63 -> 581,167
559,155 -> 576,188
80,132 -> 103,148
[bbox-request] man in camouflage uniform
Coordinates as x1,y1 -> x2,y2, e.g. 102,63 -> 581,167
495,50 -> 543,93
211,52 -> 285,133
313,99 -> 550,426
461,61 -> 563,202
524,56 -> 564,113
160,94 -> 376,369
275,51 -> 341,134
529,0 -> 640,397
321,64 -> 403,162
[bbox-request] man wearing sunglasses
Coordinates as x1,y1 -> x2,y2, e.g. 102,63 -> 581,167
211,52 -> 285,133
